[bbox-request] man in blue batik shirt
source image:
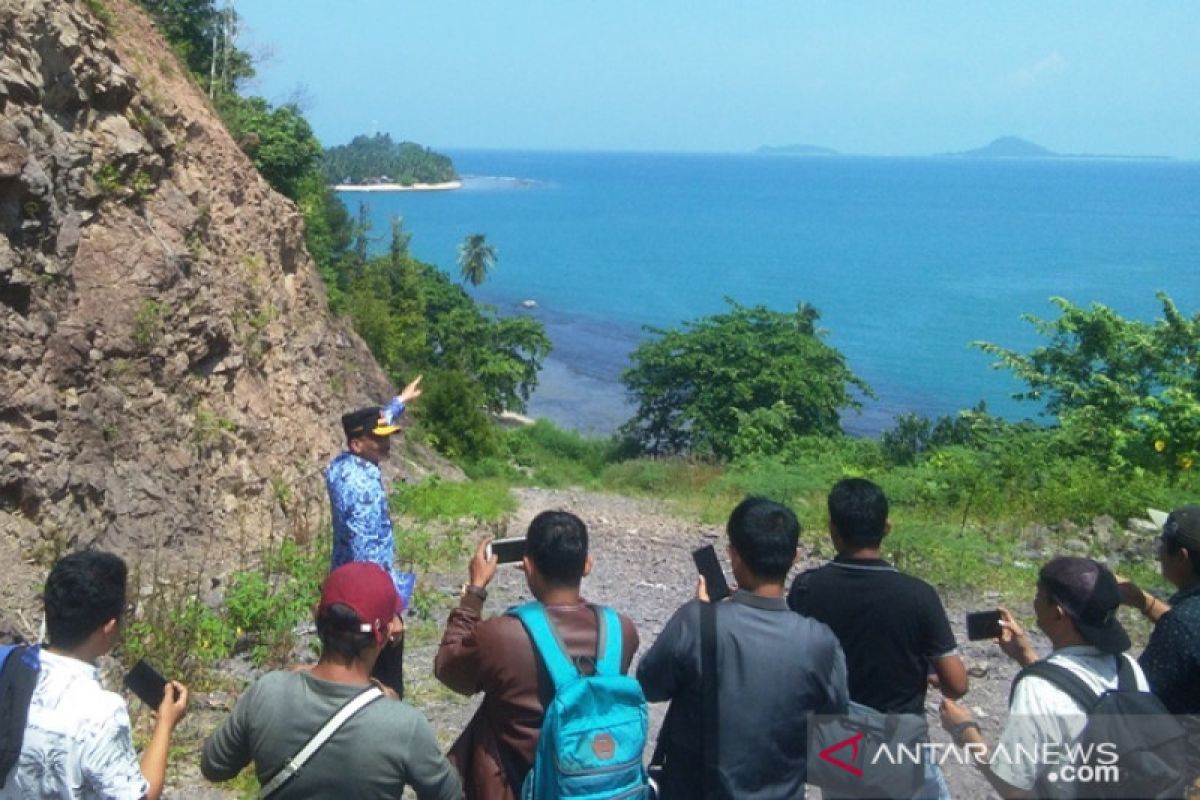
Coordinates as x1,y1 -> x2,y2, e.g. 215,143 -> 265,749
326,375 -> 422,697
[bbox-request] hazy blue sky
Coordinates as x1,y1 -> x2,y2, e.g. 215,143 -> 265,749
235,1 -> 1198,157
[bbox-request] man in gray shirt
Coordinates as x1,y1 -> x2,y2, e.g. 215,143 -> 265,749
637,497 -> 849,800
201,562 -> 461,800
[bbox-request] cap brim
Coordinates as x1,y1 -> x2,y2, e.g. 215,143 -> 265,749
1076,618 -> 1131,655
371,423 -> 402,436
1147,508 -> 1169,529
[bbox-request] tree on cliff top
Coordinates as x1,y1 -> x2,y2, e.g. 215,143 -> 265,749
620,300 -> 873,458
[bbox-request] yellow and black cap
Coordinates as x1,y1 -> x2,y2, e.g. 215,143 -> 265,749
341,406 -> 402,439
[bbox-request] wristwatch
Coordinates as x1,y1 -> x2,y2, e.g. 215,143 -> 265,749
460,583 -> 487,601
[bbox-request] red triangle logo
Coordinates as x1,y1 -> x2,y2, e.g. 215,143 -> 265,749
819,731 -> 865,777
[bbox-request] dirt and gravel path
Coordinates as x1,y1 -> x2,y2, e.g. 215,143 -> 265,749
171,485 -> 1065,798
410,486 -> 1031,800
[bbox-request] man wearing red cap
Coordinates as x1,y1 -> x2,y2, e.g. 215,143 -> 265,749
201,562 -> 460,799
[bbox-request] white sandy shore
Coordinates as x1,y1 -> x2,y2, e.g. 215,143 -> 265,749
333,180 -> 463,192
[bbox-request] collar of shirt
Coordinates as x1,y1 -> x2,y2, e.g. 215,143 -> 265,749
730,590 -> 789,611
1169,582 -> 1200,606
340,450 -> 381,473
1049,644 -> 1106,658
830,555 -> 897,571
38,649 -> 99,682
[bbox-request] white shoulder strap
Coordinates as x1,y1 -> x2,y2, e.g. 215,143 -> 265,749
259,685 -> 384,798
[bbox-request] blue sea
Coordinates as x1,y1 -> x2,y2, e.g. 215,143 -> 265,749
341,151 -> 1200,437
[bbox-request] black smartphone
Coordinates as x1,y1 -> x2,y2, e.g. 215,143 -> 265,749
486,537 -> 527,565
691,545 -> 732,602
124,659 -> 168,708
965,610 -> 1002,641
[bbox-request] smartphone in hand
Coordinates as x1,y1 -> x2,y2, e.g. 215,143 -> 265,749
965,610 -> 1002,641
692,545 -> 732,602
124,659 -> 169,708
486,537 -> 527,565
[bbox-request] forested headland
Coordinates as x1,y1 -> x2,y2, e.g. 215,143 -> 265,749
121,0 -> 540,459
323,133 -> 458,186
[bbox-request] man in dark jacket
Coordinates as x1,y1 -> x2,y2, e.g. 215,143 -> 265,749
638,497 -> 849,800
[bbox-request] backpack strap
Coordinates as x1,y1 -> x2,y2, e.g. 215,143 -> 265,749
593,606 -> 622,677
259,685 -> 384,798
1011,659 -> 1101,714
509,602 -> 581,691
0,642 -> 39,784
700,600 -> 720,800
1114,653 -> 1140,693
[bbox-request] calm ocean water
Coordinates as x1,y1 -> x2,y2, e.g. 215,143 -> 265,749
341,151 -> 1200,437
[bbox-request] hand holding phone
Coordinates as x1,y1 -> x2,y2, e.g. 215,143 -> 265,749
485,537 -> 527,565
692,545 -> 732,603
965,610 -> 1002,641
124,659 -> 169,709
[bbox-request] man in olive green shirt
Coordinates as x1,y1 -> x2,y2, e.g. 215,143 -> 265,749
201,563 -> 460,800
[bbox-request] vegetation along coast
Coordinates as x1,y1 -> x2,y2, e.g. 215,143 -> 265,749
334,180 -> 463,192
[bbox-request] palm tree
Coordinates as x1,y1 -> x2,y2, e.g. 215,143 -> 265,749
458,233 -> 497,287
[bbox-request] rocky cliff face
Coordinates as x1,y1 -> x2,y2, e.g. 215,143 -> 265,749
0,0 -> 449,621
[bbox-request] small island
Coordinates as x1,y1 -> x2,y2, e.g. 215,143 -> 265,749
324,133 -> 460,191
944,136 -> 1172,161
946,136 -> 1056,158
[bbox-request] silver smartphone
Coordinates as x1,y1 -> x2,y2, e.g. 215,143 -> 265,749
486,537 -> 527,564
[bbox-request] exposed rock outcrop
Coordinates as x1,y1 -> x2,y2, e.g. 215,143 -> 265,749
0,0 -> 452,619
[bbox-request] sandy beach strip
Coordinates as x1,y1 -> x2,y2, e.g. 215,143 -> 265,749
333,180 -> 463,192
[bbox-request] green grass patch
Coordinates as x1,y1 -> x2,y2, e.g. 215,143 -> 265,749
392,476 -> 516,522
883,520 -> 1033,595
121,533 -> 331,686
222,535 -> 328,665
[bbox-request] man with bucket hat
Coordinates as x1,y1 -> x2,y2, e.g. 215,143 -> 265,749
201,562 -> 460,799
326,376 -> 422,696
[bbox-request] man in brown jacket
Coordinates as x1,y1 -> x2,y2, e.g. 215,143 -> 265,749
434,511 -> 639,800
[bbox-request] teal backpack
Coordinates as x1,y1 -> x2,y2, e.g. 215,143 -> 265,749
508,602 -> 650,800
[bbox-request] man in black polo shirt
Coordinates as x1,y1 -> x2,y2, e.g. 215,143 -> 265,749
788,478 -> 967,798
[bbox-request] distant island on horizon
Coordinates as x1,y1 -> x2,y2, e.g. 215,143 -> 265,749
753,136 -> 1172,161
944,136 -> 1172,161
324,133 -> 458,188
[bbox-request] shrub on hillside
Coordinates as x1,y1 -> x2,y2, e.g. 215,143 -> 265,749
418,370 -> 502,460
621,300 -> 872,458
977,293 -> 1200,473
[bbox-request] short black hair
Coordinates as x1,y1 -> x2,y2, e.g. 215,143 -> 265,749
44,551 -> 127,649
726,497 -> 800,582
316,603 -> 377,661
1162,536 -> 1200,579
526,510 -> 588,586
828,478 -> 889,548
